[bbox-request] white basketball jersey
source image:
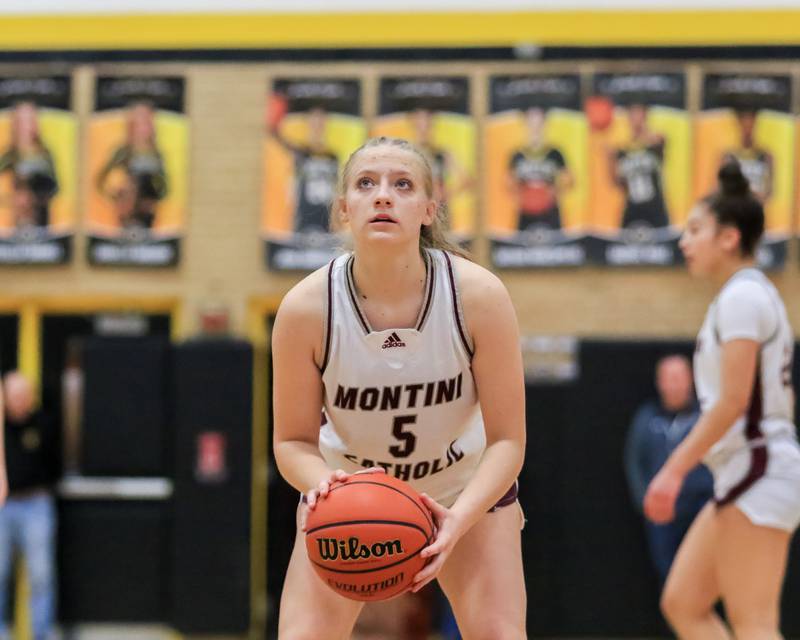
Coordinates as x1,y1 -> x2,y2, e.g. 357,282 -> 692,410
319,249 -> 485,507
695,268 -> 797,462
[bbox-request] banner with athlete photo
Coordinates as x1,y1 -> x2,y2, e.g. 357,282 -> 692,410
586,72 -> 691,266
697,73 -> 793,270
0,76 -> 76,265
486,74 -> 588,268
372,76 -> 476,244
86,76 -> 188,267
263,78 -> 366,271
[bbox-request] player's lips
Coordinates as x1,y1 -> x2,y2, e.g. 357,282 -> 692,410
369,214 -> 397,223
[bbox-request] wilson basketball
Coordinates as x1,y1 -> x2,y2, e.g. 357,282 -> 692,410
305,472 -> 435,601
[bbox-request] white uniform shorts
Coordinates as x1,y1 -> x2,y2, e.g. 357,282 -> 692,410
708,436 -> 800,533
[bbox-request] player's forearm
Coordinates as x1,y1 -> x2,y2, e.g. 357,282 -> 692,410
665,402 -> 742,477
274,439 -> 332,494
449,438 -> 524,532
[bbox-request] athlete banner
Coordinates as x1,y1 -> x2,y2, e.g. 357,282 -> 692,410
486,73 -> 588,268
263,77 -> 366,271
586,71 -> 691,266
372,76 -> 476,245
86,76 -> 187,267
697,72 -> 793,270
0,76 -> 76,265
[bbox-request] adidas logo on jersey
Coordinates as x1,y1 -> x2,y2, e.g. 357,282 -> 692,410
381,332 -> 406,349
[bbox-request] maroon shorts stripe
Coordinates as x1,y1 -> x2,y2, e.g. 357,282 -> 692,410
715,366 -> 768,507
489,481 -> 519,512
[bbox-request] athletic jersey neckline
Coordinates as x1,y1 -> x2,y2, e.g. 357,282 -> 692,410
343,249 -> 436,336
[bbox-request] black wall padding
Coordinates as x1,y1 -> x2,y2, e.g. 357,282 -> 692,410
171,339 -> 252,634
0,314 -> 18,373
58,500 -> 169,622
82,337 -> 171,476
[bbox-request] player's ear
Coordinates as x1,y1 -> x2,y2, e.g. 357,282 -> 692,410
719,225 -> 741,253
338,197 -> 349,224
422,199 -> 437,226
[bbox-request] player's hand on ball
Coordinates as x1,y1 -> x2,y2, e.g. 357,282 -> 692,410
301,467 -> 386,530
410,493 -> 464,593
643,466 -> 683,524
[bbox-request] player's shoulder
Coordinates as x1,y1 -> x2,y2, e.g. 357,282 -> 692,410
719,270 -> 772,305
446,253 -> 511,311
274,262 -> 330,330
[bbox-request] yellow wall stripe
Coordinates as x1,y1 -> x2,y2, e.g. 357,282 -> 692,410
0,10 -> 798,50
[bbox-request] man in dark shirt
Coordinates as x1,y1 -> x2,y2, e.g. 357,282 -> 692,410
624,355 -> 713,585
0,371 -> 59,640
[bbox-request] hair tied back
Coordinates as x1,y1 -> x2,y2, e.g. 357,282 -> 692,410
718,160 -> 750,198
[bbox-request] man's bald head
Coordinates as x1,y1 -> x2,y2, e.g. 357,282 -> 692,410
3,371 -> 35,422
655,355 -> 693,412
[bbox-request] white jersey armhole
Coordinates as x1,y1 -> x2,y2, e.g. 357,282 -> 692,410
441,250 -> 475,358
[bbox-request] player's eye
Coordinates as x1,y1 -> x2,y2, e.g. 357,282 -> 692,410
396,178 -> 412,189
356,177 -> 374,188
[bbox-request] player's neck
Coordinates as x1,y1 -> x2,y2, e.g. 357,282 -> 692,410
714,256 -> 756,287
350,245 -> 427,302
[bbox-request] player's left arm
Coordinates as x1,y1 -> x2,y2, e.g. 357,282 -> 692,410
412,261 -> 525,590
450,262 -> 526,526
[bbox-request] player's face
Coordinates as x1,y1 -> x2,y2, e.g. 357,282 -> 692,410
129,104 -> 155,144
14,102 -> 38,143
628,104 -> 647,135
680,204 -> 739,277
340,146 -> 436,246
308,108 -> 327,146
526,108 -> 545,142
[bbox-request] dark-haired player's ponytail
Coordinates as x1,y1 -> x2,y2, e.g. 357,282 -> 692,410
702,159 -> 763,256
718,160 -> 750,198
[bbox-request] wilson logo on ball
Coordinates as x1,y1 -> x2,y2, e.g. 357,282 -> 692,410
317,536 -> 404,562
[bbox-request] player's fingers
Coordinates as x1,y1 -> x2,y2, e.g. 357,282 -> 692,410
354,466 -> 386,475
420,532 -> 450,559
306,490 -> 318,509
420,493 -> 448,520
411,555 -> 445,592
318,480 -> 331,499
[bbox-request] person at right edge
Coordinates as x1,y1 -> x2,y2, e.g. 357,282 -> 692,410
645,161 -> 800,639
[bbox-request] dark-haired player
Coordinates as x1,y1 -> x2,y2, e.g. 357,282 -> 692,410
645,161 -> 800,639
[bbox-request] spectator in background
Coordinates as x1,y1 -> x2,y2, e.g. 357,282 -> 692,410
0,371 -> 60,640
624,354 -> 713,584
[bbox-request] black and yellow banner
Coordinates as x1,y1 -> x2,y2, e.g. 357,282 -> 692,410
0,77 -> 76,265
86,76 -> 188,267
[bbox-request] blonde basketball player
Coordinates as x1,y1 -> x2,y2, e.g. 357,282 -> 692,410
272,137 -> 526,639
644,161 -> 800,640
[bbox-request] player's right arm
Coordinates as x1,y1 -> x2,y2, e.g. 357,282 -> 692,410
271,268 -> 334,498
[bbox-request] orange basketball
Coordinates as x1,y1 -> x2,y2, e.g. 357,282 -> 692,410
305,472 -> 435,601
